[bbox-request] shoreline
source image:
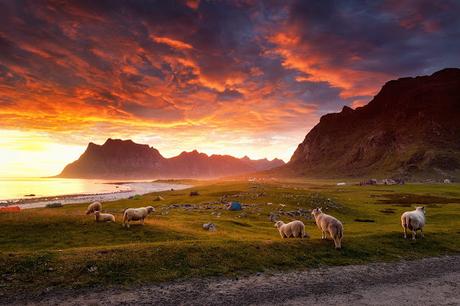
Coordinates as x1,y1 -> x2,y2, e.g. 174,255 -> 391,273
1,181 -> 191,209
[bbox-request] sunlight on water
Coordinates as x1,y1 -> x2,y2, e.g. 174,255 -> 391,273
0,177 -> 131,200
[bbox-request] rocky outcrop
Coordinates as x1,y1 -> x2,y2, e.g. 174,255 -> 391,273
283,68 -> 460,179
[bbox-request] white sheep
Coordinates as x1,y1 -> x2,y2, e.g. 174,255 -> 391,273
122,206 -> 155,228
401,206 -> 426,240
274,220 -> 309,238
86,201 -> 102,215
94,211 -> 115,223
311,207 -> 344,249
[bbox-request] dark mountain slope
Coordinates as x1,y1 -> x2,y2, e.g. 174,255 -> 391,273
283,68 -> 460,179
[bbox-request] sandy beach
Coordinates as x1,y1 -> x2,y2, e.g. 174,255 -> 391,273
0,180 -> 191,209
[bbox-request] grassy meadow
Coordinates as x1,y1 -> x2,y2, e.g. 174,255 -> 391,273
0,179 -> 459,295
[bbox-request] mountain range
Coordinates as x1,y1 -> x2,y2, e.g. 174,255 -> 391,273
59,68 -> 460,180
278,68 -> 460,179
57,139 -> 285,179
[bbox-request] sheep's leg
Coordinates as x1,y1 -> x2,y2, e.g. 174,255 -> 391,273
126,220 -> 130,228
420,228 -> 424,238
321,231 -> 325,239
279,232 -> 284,239
412,230 -> 416,240
141,218 -> 145,225
403,227 -> 407,239
334,237 -> 341,249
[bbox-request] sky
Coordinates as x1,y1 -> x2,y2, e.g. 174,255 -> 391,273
1,0 -> 460,177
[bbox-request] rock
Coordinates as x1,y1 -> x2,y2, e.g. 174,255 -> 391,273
382,179 -> 396,185
153,195 -> 165,201
46,202 -> 63,208
336,182 -> 346,186
203,223 -> 217,231
269,212 -> 279,222
444,179 -> 452,184
190,191 -> 200,196
359,179 -> 378,186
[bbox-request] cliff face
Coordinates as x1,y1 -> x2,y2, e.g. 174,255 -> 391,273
58,139 -> 285,179
59,139 -> 166,178
285,68 -> 460,179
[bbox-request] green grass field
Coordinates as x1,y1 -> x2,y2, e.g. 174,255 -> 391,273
0,179 -> 459,295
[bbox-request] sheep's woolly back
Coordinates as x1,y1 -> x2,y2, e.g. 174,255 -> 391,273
95,211 -> 115,222
123,206 -> 156,223
275,220 -> 307,238
86,202 -> 102,215
401,207 -> 426,231
311,208 -> 343,248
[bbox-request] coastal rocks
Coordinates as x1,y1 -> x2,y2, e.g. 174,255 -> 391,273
46,202 -> 63,208
359,178 -> 405,185
270,208 -> 312,221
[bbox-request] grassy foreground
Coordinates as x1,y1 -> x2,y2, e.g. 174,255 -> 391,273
0,179 -> 459,295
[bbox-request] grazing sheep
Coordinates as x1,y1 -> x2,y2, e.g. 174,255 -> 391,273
94,211 -> 115,223
311,207 -> 344,249
122,206 -> 155,228
86,201 -> 102,215
401,206 -> 426,240
274,220 -> 309,238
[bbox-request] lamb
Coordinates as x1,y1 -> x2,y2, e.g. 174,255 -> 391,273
122,206 -> 155,228
94,211 -> 115,223
401,206 -> 426,240
86,201 -> 102,215
311,207 -> 344,249
274,220 -> 309,238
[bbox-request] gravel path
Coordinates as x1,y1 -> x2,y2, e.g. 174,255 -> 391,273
6,255 -> 460,305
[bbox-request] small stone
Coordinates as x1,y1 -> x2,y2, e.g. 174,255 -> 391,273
203,223 -> 217,231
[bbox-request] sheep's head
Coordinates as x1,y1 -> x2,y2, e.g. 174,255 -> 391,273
311,207 -> 322,216
416,206 -> 426,214
274,221 -> 284,228
146,206 -> 155,214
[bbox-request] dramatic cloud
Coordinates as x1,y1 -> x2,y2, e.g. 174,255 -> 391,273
0,0 -> 459,173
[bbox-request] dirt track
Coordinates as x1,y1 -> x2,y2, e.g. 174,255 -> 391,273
6,255 -> 460,305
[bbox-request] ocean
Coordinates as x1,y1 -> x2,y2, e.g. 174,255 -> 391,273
0,177 -> 190,209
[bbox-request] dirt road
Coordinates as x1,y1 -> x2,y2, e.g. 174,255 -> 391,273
6,255 -> 460,305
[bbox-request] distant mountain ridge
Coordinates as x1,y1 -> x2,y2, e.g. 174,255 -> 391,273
276,68 -> 460,179
57,139 -> 284,179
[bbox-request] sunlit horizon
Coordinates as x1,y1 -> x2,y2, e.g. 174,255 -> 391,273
0,129 -> 299,178
1,1 -> 459,178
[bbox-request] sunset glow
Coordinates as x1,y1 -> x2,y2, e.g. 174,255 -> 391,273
1,0 -> 459,177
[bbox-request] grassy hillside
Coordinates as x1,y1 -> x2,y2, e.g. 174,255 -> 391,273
0,179 -> 459,295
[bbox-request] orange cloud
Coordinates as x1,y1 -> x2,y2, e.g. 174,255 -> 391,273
151,35 -> 193,50
268,31 -> 390,99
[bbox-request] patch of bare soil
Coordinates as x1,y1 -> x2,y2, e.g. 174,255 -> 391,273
4,255 -> 459,305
